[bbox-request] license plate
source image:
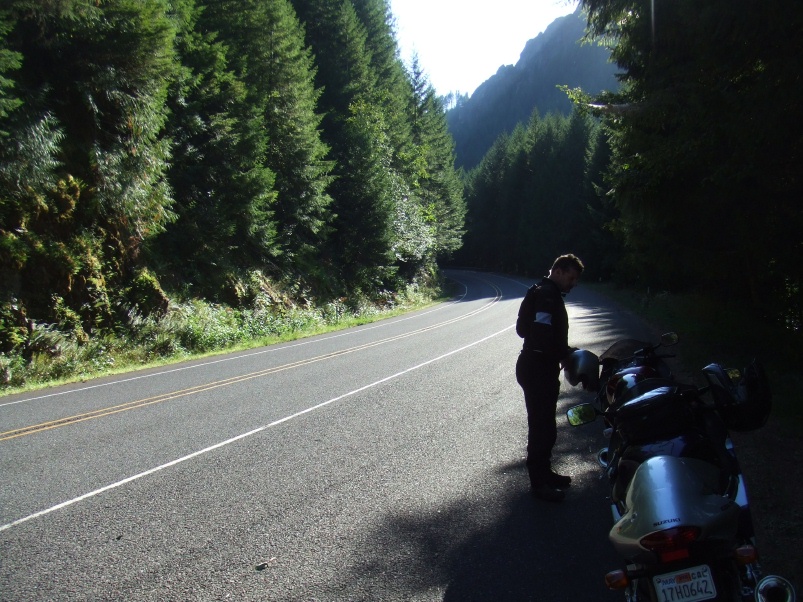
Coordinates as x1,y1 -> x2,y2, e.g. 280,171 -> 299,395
652,565 -> 717,602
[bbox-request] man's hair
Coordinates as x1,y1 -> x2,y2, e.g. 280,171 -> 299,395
552,253 -> 584,274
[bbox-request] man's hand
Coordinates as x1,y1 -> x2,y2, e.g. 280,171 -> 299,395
560,347 -> 579,369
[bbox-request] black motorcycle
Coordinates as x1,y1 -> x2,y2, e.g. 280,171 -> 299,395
564,335 -> 796,602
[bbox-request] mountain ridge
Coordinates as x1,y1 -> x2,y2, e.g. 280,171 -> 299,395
447,8 -> 619,170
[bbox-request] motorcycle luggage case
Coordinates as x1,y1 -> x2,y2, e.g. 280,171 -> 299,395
703,360 -> 772,432
615,385 -> 696,444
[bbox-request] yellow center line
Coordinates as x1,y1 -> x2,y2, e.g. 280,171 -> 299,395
1,288 -> 503,442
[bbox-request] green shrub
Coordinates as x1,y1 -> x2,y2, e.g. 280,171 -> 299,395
0,299 -> 30,353
0,276 -> 445,394
127,268 -> 169,316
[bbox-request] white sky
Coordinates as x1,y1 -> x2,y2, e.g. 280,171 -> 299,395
389,0 -> 579,97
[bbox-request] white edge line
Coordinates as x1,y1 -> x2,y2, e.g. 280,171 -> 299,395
0,324 -> 512,533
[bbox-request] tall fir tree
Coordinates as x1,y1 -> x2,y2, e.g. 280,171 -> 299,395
351,0 -> 414,172
197,0 -> 334,283
1,0 -> 177,334
459,131 -> 516,270
458,110 -> 600,276
155,0 -> 277,296
291,0 -> 400,289
0,10 -> 22,133
581,0 -> 803,325
407,56 -> 465,260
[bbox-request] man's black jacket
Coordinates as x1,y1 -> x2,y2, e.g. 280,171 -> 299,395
516,277 -> 571,363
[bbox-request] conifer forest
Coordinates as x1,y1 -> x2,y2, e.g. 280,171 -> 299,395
0,0 -> 466,385
1,0 -> 801,389
456,0 -> 802,334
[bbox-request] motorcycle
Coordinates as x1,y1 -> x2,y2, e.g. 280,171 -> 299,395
563,334 -> 797,602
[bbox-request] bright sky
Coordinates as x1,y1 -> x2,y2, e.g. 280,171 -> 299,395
390,0 -> 579,97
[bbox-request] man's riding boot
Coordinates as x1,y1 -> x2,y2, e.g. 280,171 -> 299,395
546,470 -> 571,488
531,483 -> 566,502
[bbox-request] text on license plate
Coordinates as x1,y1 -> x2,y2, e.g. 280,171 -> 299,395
653,564 -> 717,602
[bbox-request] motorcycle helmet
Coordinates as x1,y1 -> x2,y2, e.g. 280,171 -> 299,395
563,349 -> 600,390
702,359 -> 771,431
606,365 -> 659,407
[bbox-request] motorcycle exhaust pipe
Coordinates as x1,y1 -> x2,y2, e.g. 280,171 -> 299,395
755,575 -> 796,602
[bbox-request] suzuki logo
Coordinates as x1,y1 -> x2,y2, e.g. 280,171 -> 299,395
653,518 -> 681,527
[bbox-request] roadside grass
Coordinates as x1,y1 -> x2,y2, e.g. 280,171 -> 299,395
587,282 -> 803,430
0,281 -> 455,397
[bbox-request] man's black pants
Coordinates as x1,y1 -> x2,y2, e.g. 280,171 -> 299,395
515,350 -> 561,487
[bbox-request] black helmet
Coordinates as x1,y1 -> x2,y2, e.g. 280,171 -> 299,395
564,349 -> 600,391
703,359 -> 771,431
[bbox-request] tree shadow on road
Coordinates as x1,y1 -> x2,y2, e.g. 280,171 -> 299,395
330,280 -> 662,600
344,456 -> 622,602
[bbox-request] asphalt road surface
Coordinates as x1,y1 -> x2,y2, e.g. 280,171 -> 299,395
0,270 -> 663,601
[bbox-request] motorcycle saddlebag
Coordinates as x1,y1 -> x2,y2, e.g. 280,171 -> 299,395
614,386 -> 696,444
703,359 -> 772,431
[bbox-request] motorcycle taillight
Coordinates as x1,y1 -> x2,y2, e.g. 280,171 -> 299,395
640,526 -> 701,562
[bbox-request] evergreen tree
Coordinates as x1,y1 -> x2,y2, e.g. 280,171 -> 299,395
291,0 -> 467,289
0,10 -> 22,134
155,0 -> 278,296
292,0 -> 377,124
291,0 -> 399,290
1,0 -> 177,336
351,0 -> 414,171
458,110 -> 601,276
407,56 -> 466,260
197,0 -> 334,282
459,131 -> 516,270
546,111 -> 596,257
581,0 -> 803,325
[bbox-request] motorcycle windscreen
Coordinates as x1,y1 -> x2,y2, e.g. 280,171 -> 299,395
599,339 -> 651,362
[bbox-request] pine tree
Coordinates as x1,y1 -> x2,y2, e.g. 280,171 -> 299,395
351,0 -> 414,171
581,0 -> 803,317
459,132 -> 515,270
198,0 -> 334,282
458,109 -> 599,276
1,0 -> 178,334
156,0 -> 277,294
407,56 -> 466,260
291,0 -> 399,290
0,10 -> 22,134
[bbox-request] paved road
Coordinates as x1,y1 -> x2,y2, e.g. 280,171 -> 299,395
0,270 -> 660,601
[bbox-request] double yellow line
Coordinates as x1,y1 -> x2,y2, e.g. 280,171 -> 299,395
1,286 -> 503,442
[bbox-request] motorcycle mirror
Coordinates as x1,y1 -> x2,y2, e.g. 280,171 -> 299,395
567,403 -> 598,426
660,332 -> 679,347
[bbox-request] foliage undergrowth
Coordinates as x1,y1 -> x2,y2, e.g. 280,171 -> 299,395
0,278 -> 445,396
589,283 -> 803,429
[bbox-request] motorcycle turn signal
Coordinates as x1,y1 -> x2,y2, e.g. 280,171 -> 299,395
604,569 -> 629,590
734,544 -> 758,565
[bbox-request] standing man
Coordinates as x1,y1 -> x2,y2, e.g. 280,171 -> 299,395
515,254 -> 584,502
